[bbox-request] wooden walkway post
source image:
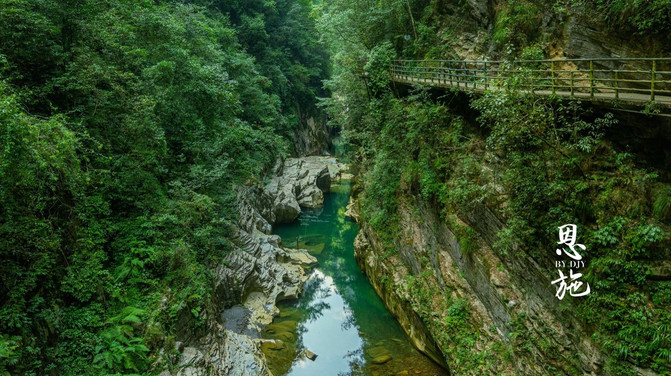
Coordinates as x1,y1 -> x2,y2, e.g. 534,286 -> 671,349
440,61 -> 444,85
463,61 -> 467,89
430,61 -> 434,84
551,61 -> 556,95
423,60 -> 427,83
570,71 -> 574,97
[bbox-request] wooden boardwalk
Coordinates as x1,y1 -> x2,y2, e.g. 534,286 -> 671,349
390,58 -> 671,109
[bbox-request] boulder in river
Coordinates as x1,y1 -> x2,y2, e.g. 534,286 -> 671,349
273,187 -> 302,223
264,156 -> 347,223
304,349 -> 318,361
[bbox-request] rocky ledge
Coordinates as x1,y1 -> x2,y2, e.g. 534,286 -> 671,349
160,156 -> 346,376
265,156 -> 345,223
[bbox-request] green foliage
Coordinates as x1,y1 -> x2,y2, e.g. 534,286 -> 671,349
0,335 -> 20,375
472,92 -> 671,372
364,42 -> 395,96
547,0 -> 671,41
94,307 -> 149,373
653,186 -> 671,221
593,0 -> 671,35
407,270 -> 494,373
0,0 -> 328,374
347,80 -> 671,372
492,0 -> 541,48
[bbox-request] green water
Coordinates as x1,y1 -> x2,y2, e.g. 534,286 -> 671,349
262,180 -> 448,376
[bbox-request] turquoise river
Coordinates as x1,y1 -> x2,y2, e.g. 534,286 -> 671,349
261,178 -> 448,376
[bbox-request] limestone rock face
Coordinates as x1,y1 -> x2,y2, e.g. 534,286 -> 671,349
297,184 -> 324,208
435,0 -> 670,72
265,156 -> 346,221
353,192 -> 609,375
161,157 -> 342,376
157,329 -> 271,376
220,332 -> 270,376
465,0 -> 492,25
273,187 -> 302,224
293,116 -> 332,156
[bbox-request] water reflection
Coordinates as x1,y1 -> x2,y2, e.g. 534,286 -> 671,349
263,181 -> 448,376
285,269 -> 364,376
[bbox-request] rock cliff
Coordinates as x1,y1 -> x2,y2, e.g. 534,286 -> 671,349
159,156 -> 345,376
442,0 -> 670,67
350,190 -> 613,375
264,156 -> 335,223
293,115 -> 333,157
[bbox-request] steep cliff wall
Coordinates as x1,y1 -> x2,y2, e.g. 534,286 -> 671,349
346,93 -> 671,374
346,98 -> 670,376
351,191 -> 610,375
293,115 -> 334,157
435,0 -> 671,61
348,203 -> 447,369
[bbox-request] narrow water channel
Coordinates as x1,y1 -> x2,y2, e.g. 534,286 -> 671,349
262,178 -> 448,376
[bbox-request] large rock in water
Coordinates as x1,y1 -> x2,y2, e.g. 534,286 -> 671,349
316,167 -> 331,192
265,156 -> 345,222
372,355 -> 392,364
297,185 -> 324,208
273,187 -> 301,223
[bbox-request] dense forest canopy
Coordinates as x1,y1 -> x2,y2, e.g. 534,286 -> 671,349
2,0 -> 671,375
0,0 -> 327,374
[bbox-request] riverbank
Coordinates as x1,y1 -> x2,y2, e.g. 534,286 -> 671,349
161,156 -> 342,375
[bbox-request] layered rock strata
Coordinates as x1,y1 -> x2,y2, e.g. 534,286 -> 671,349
160,156 -> 345,376
350,193 -> 612,375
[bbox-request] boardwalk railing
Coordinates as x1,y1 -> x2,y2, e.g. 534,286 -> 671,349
390,58 -> 671,107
